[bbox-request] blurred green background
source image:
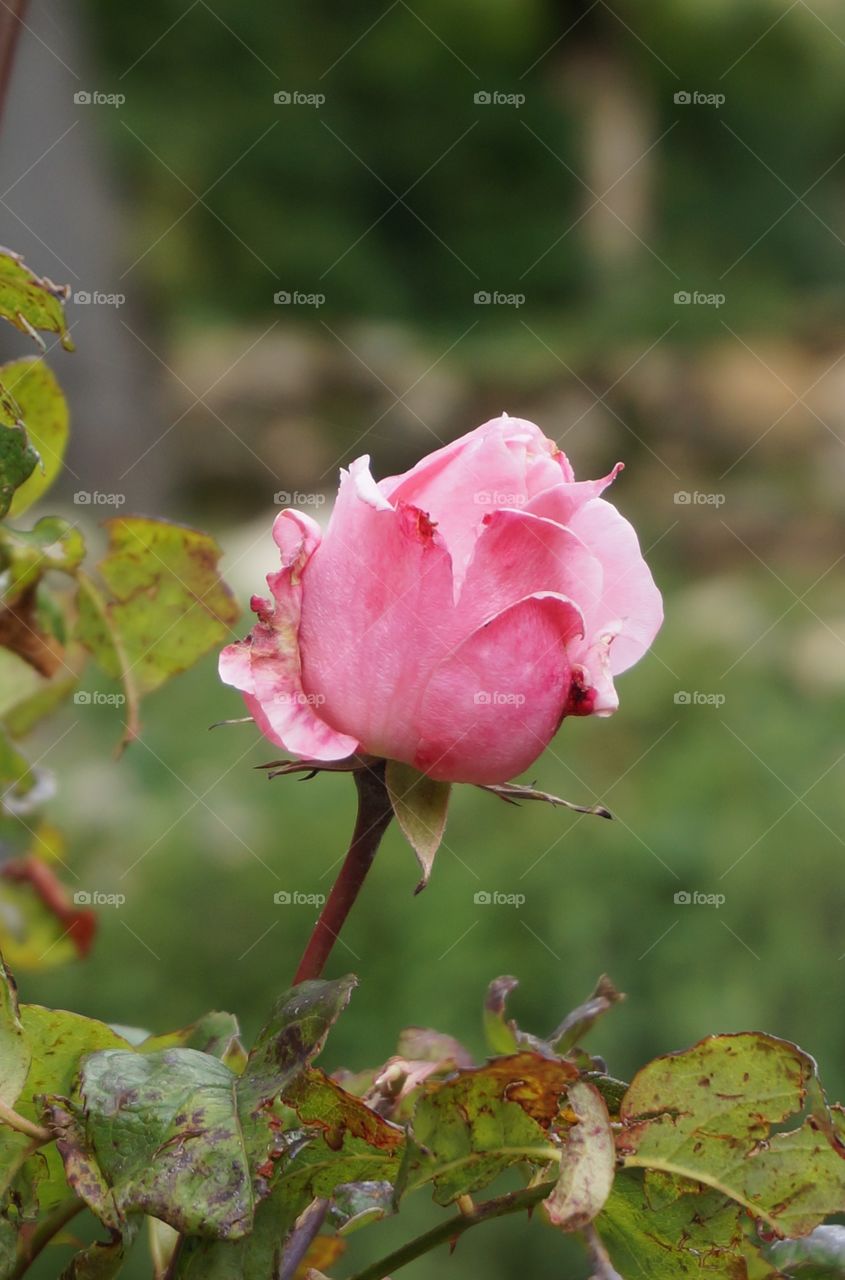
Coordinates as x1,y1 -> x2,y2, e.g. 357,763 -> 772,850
2,0 -> 845,1275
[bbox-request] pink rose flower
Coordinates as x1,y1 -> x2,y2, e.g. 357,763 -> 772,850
219,414 -> 662,785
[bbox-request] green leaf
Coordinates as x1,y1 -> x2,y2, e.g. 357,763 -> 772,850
60,1221 -> 139,1279
0,383 -> 37,519
618,1032 -> 845,1237
52,979 -> 358,1242
0,1006 -> 130,1217
51,1048 -> 254,1238
140,1010 -> 246,1073
0,955 -> 29,1107
76,518 -> 239,745
1,360 -> 70,517
0,249 -> 73,351
408,1051 -> 577,1205
599,1170 -> 774,1278
279,1067 -> 404,1201
549,974 -> 624,1056
483,975 -> 521,1055
544,1080 -> 615,1231
384,760 -> 450,891
0,517 -> 85,606
175,1069 -> 401,1279
172,1177 -> 302,1280
765,1225 -> 845,1275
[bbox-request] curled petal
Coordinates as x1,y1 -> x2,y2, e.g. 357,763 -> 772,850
219,509 -> 358,761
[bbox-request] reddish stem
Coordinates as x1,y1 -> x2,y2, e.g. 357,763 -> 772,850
0,0 -> 27,131
293,762 -> 393,984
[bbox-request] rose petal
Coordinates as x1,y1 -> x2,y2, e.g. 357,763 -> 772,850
414,592 -> 584,784
298,457 -> 455,763
219,509 -> 358,760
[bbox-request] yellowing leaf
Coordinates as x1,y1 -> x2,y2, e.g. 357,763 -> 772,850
0,249 -> 73,351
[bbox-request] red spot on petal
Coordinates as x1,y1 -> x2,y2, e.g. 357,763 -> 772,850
563,666 -> 597,717
398,502 -> 438,543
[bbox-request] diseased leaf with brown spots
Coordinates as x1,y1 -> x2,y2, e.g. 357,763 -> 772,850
0,1006 -> 130,1219
408,1051 -> 578,1205
278,1067 -> 404,1201
544,1080 -> 616,1231
0,249 -> 73,351
76,517 -> 239,745
617,1032 -> 845,1237
50,1048 -> 254,1239
599,1170 -> 776,1279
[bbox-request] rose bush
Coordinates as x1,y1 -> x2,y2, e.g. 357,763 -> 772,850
220,414 -> 662,784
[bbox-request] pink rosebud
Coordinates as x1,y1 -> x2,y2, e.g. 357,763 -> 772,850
219,414 -> 663,785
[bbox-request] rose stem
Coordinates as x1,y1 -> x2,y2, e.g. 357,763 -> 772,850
293,761 -> 393,984
344,1180 -> 557,1280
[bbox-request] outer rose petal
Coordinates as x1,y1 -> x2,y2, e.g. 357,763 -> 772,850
568,497 -> 663,676
413,593 -> 584,784
382,415 -> 572,587
523,462 -> 624,527
298,457 -> 456,764
454,507 -> 602,634
218,509 -> 358,761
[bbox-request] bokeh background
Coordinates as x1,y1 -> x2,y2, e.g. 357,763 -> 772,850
2,1 -> 845,1275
